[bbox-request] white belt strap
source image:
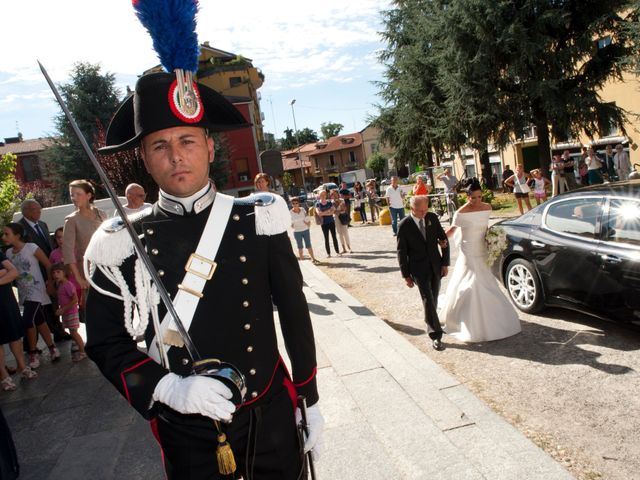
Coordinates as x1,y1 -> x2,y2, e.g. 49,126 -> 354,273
148,193 -> 234,362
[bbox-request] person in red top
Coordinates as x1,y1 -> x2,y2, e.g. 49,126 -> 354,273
412,175 -> 429,196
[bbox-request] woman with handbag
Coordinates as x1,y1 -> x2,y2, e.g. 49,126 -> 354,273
315,190 -> 341,257
330,190 -> 352,254
353,182 -> 367,224
290,197 -> 319,264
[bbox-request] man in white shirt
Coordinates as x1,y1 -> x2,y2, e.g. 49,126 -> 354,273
437,168 -> 459,221
614,144 -> 632,181
385,176 -> 406,236
120,183 -> 152,215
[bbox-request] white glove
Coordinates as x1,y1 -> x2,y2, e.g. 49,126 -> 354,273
152,373 -> 236,422
296,404 -> 325,461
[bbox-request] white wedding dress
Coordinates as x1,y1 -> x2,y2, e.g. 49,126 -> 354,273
441,210 -> 521,342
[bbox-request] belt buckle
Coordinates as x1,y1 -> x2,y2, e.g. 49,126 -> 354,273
185,253 -> 217,280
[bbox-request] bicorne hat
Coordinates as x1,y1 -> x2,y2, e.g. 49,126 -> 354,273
99,71 -> 249,154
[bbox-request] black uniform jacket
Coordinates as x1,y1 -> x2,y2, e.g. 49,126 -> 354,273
85,199 -> 318,419
396,212 -> 450,279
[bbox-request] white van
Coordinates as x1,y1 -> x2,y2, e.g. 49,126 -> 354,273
12,197 -> 127,231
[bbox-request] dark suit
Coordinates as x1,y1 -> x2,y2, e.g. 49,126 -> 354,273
397,212 -> 450,339
86,195 -> 317,479
18,217 -> 52,258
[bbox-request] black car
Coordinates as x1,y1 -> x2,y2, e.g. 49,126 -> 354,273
490,180 -> 640,324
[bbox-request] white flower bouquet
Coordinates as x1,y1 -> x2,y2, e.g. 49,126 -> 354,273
485,226 -> 508,267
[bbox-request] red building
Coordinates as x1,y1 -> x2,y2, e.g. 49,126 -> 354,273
0,135 -> 54,188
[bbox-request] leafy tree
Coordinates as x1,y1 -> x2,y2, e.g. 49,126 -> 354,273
0,153 -> 21,226
374,0 -> 640,174
210,133 -> 231,190
366,152 -> 388,178
280,127 -> 319,150
320,122 -> 344,140
281,172 -> 294,189
44,62 -> 122,200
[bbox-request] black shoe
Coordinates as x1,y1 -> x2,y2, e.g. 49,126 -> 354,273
432,339 -> 445,351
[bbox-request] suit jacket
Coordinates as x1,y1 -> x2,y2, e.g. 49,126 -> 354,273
85,196 -> 318,419
18,217 -> 53,257
397,212 -> 450,279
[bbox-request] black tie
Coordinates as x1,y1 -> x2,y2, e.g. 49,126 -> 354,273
419,218 -> 426,239
34,224 -> 47,243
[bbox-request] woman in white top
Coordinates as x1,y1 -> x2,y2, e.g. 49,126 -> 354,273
290,197 -> 318,264
330,190 -> 352,254
3,222 -> 59,370
504,164 -> 533,215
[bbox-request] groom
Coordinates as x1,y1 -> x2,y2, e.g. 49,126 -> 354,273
396,195 -> 450,350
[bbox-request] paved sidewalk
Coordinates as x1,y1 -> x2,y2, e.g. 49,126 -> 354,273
1,260 -> 574,479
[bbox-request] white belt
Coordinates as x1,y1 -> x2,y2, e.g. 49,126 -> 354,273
148,193 -> 234,362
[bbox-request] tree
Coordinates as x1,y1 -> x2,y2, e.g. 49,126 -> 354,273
44,62 -> 122,200
0,153 -> 21,226
280,127 -> 319,150
320,122 -> 344,140
366,152 -> 388,178
374,0 -> 640,175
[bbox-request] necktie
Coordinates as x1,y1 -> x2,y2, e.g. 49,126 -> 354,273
419,218 -> 426,239
34,224 -> 47,243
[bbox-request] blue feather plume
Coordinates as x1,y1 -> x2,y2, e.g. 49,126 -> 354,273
132,0 -> 200,73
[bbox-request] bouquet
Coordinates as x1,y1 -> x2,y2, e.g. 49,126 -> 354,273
485,226 -> 508,267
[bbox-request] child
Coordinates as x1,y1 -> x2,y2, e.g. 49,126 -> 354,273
531,169 -> 551,205
51,263 -> 86,362
2,222 -> 59,368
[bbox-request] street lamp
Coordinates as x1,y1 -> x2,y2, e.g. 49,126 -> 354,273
289,99 -> 306,192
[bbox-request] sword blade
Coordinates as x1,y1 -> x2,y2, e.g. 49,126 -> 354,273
38,60 -> 202,364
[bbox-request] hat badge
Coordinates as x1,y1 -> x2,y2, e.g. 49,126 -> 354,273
168,69 -> 204,123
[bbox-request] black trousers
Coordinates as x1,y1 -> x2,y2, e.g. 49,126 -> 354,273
321,222 -> 339,255
412,268 -> 443,340
155,384 -> 303,480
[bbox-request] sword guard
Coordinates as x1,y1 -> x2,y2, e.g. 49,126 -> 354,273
192,358 -> 247,405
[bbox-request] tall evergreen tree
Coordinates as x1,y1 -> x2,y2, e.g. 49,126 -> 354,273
45,62 -> 121,200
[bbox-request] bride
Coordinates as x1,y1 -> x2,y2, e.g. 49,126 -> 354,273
440,181 -> 521,342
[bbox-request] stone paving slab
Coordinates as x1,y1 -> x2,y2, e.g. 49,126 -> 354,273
0,258 -> 574,479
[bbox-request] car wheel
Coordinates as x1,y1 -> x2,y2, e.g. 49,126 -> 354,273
505,258 -> 544,314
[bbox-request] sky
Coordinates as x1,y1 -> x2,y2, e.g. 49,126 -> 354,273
1,0 -> 391,143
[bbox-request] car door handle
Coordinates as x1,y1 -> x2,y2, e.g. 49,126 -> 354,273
600,254 -> 622,264
531,240 -> 546,248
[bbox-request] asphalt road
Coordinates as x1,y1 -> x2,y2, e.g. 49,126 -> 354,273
298,214 -> 640,480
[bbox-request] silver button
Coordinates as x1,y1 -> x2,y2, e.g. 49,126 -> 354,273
241,278 -> 248,285
251,391 -> 258,398
233,214 -> 240,221
239,255 -> 247,263
146,228 -> 154,235
246,346 -> 253,353
151,248 -> 159,255
244,323 -> 251,330
158,270 -> 165,277
181,358 -> 189,365
249,368 -> 256,375
237,234 -> 245,241
242,300 -> 249,308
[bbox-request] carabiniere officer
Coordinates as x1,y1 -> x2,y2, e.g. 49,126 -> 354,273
84,71 -> 324,479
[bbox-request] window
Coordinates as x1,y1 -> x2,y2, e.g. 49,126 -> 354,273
597,36 -> 612,50
371,143 -> 379,153
545,198 -> 603,238
236,157 -> 250,182
21,156 -> 42,182
315,159 -> 320,171
464,157 -> 476,179
606,199 -> 640,246
522,125 -> 537,139
329,154 -> 335,166
229,76 -> 242,88
349,151 -> 356,163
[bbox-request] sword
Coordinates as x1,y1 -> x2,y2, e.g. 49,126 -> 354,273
38,61 -> 245,403
297,395 -> 317,480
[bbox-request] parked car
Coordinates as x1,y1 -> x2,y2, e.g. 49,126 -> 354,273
489,180 -> 640,324
312,182 -> 339,196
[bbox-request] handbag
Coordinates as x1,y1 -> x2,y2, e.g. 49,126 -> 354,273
338,213 -> 350,225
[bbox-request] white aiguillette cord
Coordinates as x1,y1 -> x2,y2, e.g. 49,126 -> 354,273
148,193 -> 234,364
